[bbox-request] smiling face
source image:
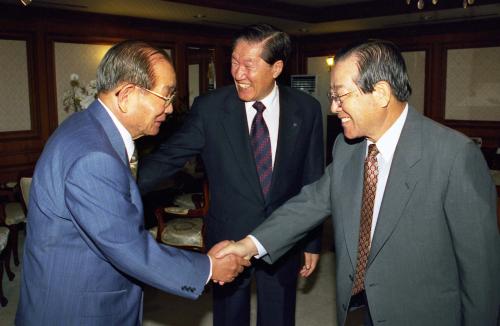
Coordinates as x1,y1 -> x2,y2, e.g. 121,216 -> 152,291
231,40 -> 283,102
330,56 -> 386,142
128,56 -> 176,139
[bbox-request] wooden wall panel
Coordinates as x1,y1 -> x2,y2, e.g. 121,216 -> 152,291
0,4 -> 234,183
299,18 -> 500,170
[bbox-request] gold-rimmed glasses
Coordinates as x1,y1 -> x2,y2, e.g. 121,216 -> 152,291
136,85 -> 176,108
115,84 -> 176,108
327,89 -> 356,106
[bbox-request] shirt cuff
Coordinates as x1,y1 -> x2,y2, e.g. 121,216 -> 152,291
206,255 -> 213,284
248,235 -> 268,259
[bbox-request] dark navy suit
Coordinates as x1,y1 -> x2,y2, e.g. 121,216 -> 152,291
139,84 -> 325,326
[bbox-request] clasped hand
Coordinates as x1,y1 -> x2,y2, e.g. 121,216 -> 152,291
209,237 -> 319,282
207,240 -> 252,285
207,237 -> 259,285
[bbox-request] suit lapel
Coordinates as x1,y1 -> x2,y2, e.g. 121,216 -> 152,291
87,101 -> 128,167
221,90 -> 264,202
368,107 -> 422,266
340,141 -> 366,267
269,87 -> 303,200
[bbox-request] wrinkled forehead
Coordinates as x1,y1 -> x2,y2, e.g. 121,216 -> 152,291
152,57 -> 176,91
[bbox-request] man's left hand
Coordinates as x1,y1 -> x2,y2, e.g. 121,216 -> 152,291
299,252 -> 319,278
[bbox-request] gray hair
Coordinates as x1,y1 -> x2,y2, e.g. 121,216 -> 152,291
336,39 -> 412,102
96,40 -> 172,93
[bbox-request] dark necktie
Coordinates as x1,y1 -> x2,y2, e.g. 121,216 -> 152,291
250,101 -> 272,197
352,143 -> 379,295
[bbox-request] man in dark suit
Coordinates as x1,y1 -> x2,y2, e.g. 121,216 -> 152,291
216,40 -> 500,326
138,24 -> 325,326
15,40 -> 249,326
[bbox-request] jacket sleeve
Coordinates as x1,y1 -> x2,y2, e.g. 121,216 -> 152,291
255,163 -> 333,264
138,98 -> 206,195
301,99 -> 326,254
65,151 -> 210,299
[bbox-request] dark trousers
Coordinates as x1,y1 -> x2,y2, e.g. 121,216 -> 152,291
213,252 -> 301,326
345,291 -> 373,326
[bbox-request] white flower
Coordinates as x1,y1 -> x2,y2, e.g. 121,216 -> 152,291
63,74 -> 98,113
79,95 -> 95,109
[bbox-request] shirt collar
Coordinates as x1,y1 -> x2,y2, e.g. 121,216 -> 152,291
367,103 -> 409,163
244,82 -> 278,111
98,98 -> 135,161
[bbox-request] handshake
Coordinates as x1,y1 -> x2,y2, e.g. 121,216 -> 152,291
207,237 -> 259,285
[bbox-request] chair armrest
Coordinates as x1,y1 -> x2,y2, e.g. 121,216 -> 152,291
153,207 -> 167,242
186,208 -> 205,217
191,193 -> 203,209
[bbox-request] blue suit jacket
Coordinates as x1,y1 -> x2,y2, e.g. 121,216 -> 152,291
16,101 -> 210,326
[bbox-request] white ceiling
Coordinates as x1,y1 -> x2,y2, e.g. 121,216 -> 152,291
1,0 -> 499,35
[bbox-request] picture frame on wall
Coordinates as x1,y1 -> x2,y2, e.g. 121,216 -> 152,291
444,45 -> 500,122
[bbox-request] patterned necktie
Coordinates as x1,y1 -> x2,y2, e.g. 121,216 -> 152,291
352,143 -> 379,295
129,147 -> 138,180
250,101 -> 272,197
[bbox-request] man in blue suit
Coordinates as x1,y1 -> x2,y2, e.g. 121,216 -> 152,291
15,40 -> 250,326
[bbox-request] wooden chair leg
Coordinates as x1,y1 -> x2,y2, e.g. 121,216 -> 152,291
0,254 -> 8,307
11,225 -> 19,266
154,208 -> 166,243
3,238 -> 14,282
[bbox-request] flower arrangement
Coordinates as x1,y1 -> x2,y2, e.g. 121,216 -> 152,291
62,73 -> 98,112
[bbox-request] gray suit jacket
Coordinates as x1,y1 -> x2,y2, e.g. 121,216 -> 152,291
253,107 -> 500,326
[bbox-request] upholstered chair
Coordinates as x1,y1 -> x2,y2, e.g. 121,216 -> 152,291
0,173 -> 31,268
149,181 -> 208,252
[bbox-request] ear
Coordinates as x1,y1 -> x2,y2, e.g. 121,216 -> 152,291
271,60 -> 284,79
116,84 -> 135,113
373,81 -> 391,108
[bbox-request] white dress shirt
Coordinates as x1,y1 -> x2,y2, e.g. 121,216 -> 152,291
99,99 -> 135,161
245,83 -> 280,168
366,104 -> 408,242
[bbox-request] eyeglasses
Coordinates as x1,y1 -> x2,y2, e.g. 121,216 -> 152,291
115,84 -> 176,108
136,85 -> 176,108
327,90 -> 356,106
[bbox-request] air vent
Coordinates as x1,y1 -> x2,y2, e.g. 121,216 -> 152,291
291,75 -> 316,95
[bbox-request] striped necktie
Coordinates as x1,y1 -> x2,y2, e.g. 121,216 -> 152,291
250,101 -> 272,197
129,147 -> 138,180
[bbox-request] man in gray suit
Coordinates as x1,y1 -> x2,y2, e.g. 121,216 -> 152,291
216,39 -> 500,326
